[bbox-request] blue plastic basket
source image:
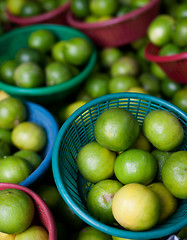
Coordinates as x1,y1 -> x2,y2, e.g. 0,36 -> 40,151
52,92 -> 187,239
19,101 -> 58,187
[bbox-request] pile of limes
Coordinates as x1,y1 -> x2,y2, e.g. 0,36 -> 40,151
71,0 -> 151,23
0,188 -> 48,239
7,0 -> 69,17
148,5 -> 187,55
0,97 -> 46,184
76,107 -> 186,232
0,28 -> 93,88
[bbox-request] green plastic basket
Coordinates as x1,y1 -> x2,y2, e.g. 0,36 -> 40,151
52,92 -> 187,239
0,24 -> 97,104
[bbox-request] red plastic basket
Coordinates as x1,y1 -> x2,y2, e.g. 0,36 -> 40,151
0,183 -> 57,240
145,42 -> 187,84
6,2 -> 70,26
66,0 -> 160,47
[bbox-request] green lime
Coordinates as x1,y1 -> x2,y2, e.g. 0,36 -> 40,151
131,0 -> 150,8
14,150 -> 42,170
0,97 -> 27,130
143,110 -> 184,151
150,62 -> 167,80
151,149 -> 171,182
11,122 -> 47,152
7,0 -> 26,16
0,60 -> 17,85
15,225 -> 49,240
0,232 -> 16,239
14,62 -> 44,88
162,151 -> 187,199
89,0 -> 119,17
77,141 -> 116,183
84,15 -> 98,23
159,43 -> 181,56
0,140 -> 11,158
94,108 -> 140,152
77,226 -> 111,240
147,15 -> 175,46
109,75 -> 138,93
15,48 -> 44,65
139,73 -> 160,96
51,40 -> 66,63
45,61 -> 72,86
28,29 -> 56,53
0,189 -> 34,234
87,179 -> 123,224
63,37 -> 92,66
85,73 -> 109,98
100,47 -> 123,68
172,18 -> 187,47
64,100 -> 87,120
112,183 -> 160,231
0,156 -> 32,184
110,56 -> 139,77
172,88 -> 187,113
148,182 -> 177,223
71,0 -> 90,19
161,77 -> 181,99
40,0 -> 58,12
173,3 -> 187,19
131,128 -> 152,152
114,149 -> 157,185
20,1 -> 43,17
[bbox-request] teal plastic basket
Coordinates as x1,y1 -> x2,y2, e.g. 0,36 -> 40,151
52,92 -> 187,239
0,24 -> 97,104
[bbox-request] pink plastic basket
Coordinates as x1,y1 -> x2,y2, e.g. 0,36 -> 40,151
66,0 -> 160,47
0,183 -> 57,240
6,2 -> 70,26
145,42 -> 187,84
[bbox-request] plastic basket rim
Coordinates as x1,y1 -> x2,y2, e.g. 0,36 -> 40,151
0,24 -> 97,96
66,0 -> 160,29
0,182 -> 57,240
145,41 -> 187,63
19,100 -> 58,187
6,2 -> 70,24
52,92 -> 187,239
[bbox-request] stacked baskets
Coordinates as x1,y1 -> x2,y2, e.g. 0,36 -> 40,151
1,0 -> 187,239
